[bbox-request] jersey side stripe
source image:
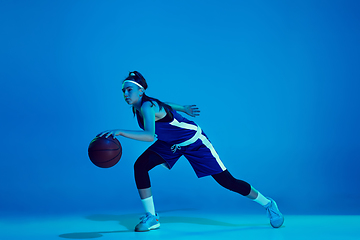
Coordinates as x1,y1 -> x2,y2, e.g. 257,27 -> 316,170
169,118 -> 198,131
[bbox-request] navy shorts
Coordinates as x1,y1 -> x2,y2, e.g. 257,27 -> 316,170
147,132 -> 227,178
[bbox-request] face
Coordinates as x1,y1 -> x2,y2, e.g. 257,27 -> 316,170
122,82 -> 144,106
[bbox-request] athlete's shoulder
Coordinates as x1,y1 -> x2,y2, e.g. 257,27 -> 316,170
140,100 -> 159,113
141,101 -> 153,108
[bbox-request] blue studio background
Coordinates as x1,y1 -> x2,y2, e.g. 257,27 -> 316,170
1,0 -> 359,217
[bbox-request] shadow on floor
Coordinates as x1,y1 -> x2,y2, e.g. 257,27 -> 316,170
59,209 -> 268,239
59,230 -> 132,239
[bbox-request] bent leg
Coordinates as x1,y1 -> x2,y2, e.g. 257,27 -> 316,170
134,149 -> 166,217
134,149 -> 166,191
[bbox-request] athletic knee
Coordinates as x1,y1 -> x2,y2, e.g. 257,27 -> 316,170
212,170 -> 251,196
134,157 -> 147,174
134,150 -> 165,173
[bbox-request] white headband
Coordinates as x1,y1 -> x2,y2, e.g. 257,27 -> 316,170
122,80 -> 144,89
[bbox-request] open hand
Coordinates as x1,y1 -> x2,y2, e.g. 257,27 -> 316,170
184,105 -> 200,117
97,130 -> 120,139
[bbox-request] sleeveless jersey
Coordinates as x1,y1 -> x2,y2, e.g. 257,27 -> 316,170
136,109 -> 199,145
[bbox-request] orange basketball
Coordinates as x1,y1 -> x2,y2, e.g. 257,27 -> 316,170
88,136 -> 122,168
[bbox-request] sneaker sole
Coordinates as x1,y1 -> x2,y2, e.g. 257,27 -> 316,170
135,223 -> 160,232
271,216 -> 284,228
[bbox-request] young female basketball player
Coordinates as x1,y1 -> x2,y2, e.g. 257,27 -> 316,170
99,71 -> 284,232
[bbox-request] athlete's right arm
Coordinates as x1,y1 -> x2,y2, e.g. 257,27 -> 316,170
165,103 -> 200,117
98,102 -> 156,142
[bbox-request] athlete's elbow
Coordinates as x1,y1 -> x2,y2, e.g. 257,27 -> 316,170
144,133 -> 155,142
146,136 -> 155,142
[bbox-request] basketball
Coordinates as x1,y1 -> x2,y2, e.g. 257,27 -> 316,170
88,136 -> 122,168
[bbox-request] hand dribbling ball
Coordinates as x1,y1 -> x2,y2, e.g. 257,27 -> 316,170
88,135 -> 122,168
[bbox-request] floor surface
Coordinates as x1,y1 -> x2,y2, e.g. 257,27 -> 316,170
1,210 -> 360,240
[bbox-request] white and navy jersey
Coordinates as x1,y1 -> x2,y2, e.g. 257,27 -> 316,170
136,104 -> 227,178
136,109 -> 199,145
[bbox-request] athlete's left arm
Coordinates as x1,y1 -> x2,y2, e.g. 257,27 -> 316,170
165,102 -> 200,117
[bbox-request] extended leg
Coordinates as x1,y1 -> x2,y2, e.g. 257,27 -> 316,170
212,170 -> 270,203
212,170 -> 284,228
212,170 -> 253,197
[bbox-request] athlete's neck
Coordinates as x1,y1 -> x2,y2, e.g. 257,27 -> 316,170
132,96 -> 143,111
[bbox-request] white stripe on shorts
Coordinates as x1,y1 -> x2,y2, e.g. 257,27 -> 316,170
169,118 -> 227,171
199,134 -> 227,171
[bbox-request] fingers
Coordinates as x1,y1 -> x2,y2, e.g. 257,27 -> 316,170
184,105 -> 201,117
188,105 -> 200,111
190,105 -> 199,111
98,132 -> 105,137
106,132 -> 116,139
192,107 -> 200,117
98,131 -> 112,138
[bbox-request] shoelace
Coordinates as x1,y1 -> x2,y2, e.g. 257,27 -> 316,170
139,213 -> 159,223
266,203 -> 281,218
139,214 -> 152,223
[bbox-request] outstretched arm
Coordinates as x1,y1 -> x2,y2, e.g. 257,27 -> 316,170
165,102 -> 200,117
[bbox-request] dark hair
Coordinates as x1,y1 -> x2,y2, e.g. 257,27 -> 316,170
123,71 -> 173,116
124,71 -> 148,90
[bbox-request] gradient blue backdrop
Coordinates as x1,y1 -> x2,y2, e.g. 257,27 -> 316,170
1,0 -> 359,217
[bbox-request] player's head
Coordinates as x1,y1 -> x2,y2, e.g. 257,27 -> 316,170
123,71 -> 148,89
122,71 -> 147,105
122,71 -> 173,116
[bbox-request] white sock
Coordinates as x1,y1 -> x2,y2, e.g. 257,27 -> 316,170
141,196 -> 156,215
253,192 -> 271,206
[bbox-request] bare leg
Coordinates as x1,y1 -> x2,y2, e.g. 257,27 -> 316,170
246,186 -> 259,200
138,187 -> 152,199
248,186 -> 270,206
138,187 -> 156,215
